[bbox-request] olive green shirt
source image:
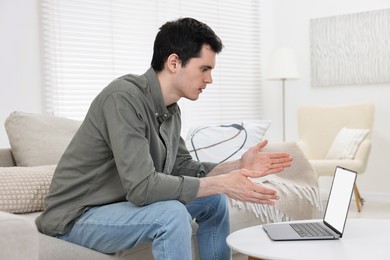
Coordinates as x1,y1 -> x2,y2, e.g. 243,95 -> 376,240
36,68 -> 217,237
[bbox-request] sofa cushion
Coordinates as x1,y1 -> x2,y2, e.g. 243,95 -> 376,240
5,111 -> 81,166
0,211 -> 39,260
0,165 -> 56,213
185,120 -> 272,163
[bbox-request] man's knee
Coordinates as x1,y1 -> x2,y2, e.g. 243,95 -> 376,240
159,200 -> 192,225
207,194 -> 230,214
153,200 -> 193,239
215,194 -> 229,209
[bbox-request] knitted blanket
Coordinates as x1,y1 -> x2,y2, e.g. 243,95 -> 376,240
230,142 -> 322,223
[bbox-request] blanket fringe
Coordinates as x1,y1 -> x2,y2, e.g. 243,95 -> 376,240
263,179 -> 322,210
231,199 -> 291,223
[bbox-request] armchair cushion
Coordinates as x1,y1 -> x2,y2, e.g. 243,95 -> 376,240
325,127 -> 369,160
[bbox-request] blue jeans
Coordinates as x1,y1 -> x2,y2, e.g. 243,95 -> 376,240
58,194 -> 231,260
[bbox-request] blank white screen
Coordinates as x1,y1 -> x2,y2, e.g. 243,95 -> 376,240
324,167 -> 356,232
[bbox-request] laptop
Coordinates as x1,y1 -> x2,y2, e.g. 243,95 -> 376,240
263,166 -> 357,241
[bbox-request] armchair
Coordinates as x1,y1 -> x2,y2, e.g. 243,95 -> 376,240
297,102 -> 374,212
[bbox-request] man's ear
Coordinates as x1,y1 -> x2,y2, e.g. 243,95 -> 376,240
166,53 -> 180,72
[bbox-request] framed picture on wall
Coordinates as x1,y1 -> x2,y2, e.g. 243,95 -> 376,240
310,8 -> 390,87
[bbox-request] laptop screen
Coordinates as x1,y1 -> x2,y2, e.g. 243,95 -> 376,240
324,167 -> 357,233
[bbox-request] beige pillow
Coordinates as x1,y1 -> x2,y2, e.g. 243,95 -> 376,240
5,111 -> 81,166
325,127 -> 370,159
0,165 -> 56,213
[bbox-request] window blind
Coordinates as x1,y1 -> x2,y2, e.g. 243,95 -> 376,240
41,0 -> 263,136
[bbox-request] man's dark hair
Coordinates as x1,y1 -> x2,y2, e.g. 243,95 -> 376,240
151,17 -> 223,71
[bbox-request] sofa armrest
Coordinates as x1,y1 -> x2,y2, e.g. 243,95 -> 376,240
0,148 -> 16,167
0,211 -> 39,260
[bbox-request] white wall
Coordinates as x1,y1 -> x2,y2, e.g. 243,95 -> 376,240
1,0 -> 389,199
261,0 -> 390,199
0,0 -> 42,147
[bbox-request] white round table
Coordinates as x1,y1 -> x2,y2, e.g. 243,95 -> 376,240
227,219 -> 390,260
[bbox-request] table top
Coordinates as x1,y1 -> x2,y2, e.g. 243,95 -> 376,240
226,219 -> 390,260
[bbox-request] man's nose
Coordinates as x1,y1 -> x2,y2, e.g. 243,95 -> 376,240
205,72 -> 213,84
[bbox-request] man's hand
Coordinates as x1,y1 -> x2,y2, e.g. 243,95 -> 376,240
199,139 -> 292,204
223,169 -> 279,205
197,169 -> 279,205
240,140 -> 293,175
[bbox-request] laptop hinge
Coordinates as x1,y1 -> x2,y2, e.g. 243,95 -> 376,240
324,220 -> 343,237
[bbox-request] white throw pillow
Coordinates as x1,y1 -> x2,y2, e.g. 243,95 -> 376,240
325,127 -> 370,159
5,111 -> 82,166
185,120 -> 271,163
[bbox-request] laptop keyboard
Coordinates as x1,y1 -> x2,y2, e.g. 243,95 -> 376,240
290,223 -> 333,237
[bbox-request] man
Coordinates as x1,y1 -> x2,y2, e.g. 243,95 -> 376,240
36,17 -> 292,259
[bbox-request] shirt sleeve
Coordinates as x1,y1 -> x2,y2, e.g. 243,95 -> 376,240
172,137 -> 218,178
100,92 -> 200,205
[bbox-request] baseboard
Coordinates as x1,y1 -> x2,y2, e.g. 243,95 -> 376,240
319,176 -> 390,203
319,187 -> 390,204
360,192 -> 390,203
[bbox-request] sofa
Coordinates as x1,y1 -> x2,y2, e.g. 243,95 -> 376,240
0,111 -> 321,260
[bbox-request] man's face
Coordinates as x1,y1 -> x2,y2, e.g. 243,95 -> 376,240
175,44 -> 216,101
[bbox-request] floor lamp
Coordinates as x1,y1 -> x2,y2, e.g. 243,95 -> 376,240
267,48 -> 300,142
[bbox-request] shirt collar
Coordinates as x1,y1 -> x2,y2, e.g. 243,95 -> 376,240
144,67 -> 179,121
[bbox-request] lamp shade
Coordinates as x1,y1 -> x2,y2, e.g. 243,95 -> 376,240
267,48 -> 300,80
